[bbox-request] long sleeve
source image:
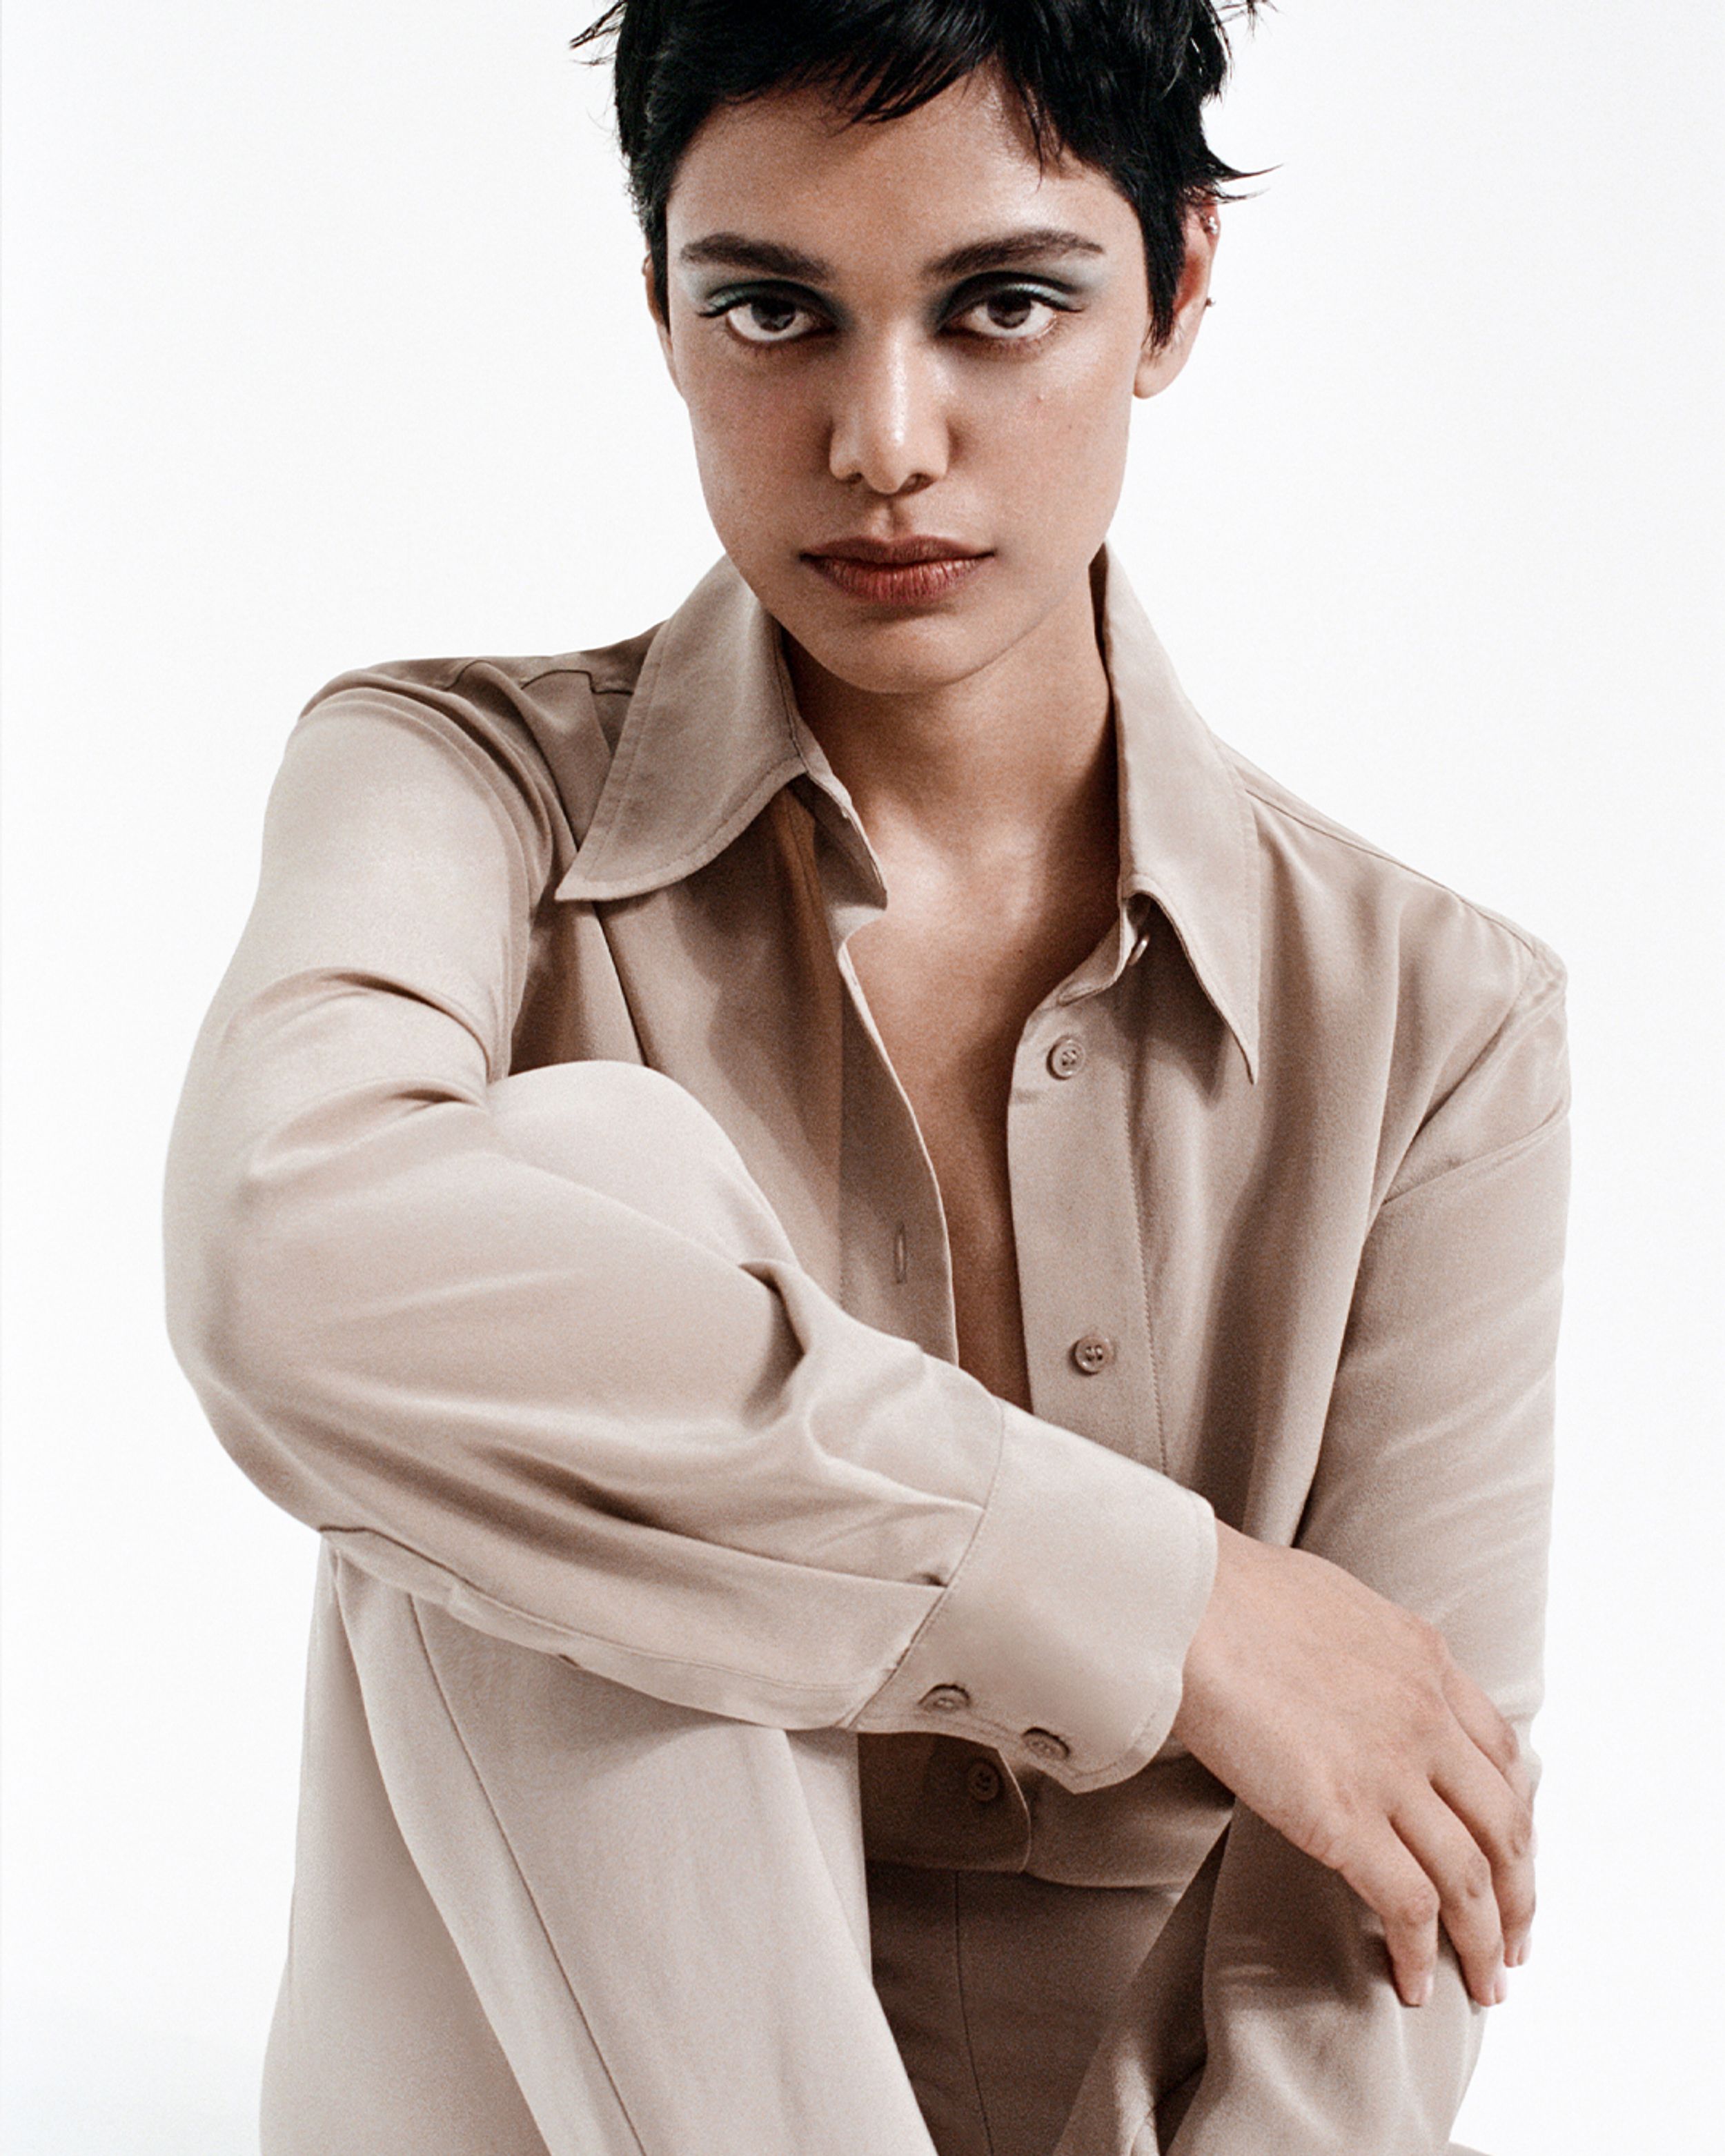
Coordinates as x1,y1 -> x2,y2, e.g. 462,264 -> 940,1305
1165,936 -> 1570,2153
163,682 -> 1217,1792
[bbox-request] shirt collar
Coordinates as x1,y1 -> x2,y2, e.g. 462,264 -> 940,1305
556,544 -> 1260,1081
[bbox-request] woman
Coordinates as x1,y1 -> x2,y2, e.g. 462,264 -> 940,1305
164,4 -> 1566,2151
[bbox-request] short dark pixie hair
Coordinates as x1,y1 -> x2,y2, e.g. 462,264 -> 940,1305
571,1 -> 1258,347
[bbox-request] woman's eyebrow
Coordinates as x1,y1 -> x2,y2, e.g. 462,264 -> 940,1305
678,235 -> 832,281
924,228 -> 1108,279
676,226 -> 1108,286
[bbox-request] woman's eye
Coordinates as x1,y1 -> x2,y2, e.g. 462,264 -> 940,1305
720,295 -> 820,345
952,288 -> 1063,342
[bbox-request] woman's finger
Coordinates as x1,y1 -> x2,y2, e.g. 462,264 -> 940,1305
1441,1661 -> 1535,1814
1339,1826 -> 1443,2008
1392,1789 -> 1506,2008
1431,1731 -> 1537,1967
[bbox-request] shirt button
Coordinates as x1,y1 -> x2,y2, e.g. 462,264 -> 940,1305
1022,1729 -> 1071,1765
920,1683 -> 971,1714
965,1758 -> 1003,1805
1047,1034 -> 1087,1080
1071,1333 -> 1116,1375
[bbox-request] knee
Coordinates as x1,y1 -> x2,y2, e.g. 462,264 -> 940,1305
486,1060 -> 796,1265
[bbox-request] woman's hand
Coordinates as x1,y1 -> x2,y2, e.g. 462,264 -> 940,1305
1172,1521 -> 1536,2010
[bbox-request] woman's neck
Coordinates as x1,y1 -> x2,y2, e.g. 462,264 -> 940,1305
782,570 -> 1116,876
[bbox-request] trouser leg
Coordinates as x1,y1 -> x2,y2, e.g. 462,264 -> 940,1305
869,1861 -> 1178,2156
267,1061 -> 938,2156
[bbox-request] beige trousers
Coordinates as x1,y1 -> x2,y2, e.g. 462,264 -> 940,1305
259,1065 -> 1486,2156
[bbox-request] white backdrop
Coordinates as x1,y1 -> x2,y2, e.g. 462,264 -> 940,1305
3,4 -> 1719,2152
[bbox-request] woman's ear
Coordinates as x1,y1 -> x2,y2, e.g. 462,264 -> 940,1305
1134,201 -> 1219,399
646,256 -> 682,395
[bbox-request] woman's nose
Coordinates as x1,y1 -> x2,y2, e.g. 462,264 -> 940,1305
825,333 -> 949,496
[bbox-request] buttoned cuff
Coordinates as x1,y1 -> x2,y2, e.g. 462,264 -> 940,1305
846,1402 -> 1218,1794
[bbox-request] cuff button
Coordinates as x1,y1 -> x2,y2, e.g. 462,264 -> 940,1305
1022,1728 -> 1071,1764
920,1683 -> 971,1714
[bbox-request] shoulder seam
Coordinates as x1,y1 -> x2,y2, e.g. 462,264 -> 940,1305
443,657 -> 610,695
1234,771 -> 1552,969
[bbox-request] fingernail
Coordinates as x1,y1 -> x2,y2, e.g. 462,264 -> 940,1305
1408,1971 -> 1433,2008
1490,1969 -> 1510,2006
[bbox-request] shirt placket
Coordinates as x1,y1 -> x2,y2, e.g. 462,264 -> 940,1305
999,906 -> 1166,1842
1007,909 -> 1165,1475
796,769 -> 1163,1868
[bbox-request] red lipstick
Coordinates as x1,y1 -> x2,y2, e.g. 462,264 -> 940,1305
802,535 -> 992,606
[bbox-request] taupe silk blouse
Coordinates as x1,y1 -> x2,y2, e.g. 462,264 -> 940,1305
165,545 -> 1569,2147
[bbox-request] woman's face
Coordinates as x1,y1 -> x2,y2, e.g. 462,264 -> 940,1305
655,68 -> 1214,698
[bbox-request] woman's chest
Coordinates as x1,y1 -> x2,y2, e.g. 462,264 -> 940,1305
511,820 -> 1388,1534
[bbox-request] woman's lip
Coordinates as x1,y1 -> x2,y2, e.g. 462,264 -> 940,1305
804,551 -> 991,605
